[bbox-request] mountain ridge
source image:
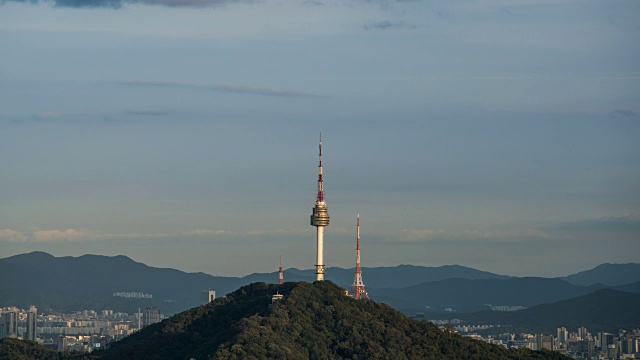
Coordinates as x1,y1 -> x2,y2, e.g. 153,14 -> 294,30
1,251 -> 639,316
561,263 -> 640,286
372,277 -> 608,313
455,288 -> 640,334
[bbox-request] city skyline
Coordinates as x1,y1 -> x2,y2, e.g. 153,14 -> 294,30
1,0 -> 639,277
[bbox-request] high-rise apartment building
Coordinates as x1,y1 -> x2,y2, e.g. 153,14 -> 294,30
0,308 -> 18,339
143,307 -> 160,328
200,290 -> 216,305
556,327 -> 568,347
25,306 -> 37,341
536,334 -> 554,351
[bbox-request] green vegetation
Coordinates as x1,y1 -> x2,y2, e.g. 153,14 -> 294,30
0,338 -> 98,360
1,281 -> 571,359
98,281 -> 568,360
0,338 -> 60,360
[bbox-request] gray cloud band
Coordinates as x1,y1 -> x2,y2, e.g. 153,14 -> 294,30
4,0 -> 246,8
120,81 -> 322,98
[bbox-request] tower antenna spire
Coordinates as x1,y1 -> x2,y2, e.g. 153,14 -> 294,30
316,132 -> 324,202
310,133 -> 330,281
351,214 -> 369,299
278,255 -> 284,284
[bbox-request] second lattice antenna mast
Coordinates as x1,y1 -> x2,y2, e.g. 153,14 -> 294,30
351,214 -> 369,299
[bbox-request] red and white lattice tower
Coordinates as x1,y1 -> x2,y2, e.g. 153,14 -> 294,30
278,255 -> 284,285
310,134 -> 330,281
351,214 -> 369,299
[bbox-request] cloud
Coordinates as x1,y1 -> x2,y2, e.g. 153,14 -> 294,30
401,228 -> 447,242
0,229 -> 28,242
120,81 -> 323,98
552,215 -> 640,232
393,216 -> 639,245
397,227 -> 552,243
182,229 -> 232,236
0,228 -> 240,243
364,20 -> 408,31
33,112 -> 62,120
32,228 -> 96,241
127,110 -> 170,116
612,109 -> 637,117
4,0 -> 242,9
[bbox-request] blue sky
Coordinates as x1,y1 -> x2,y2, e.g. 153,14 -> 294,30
1,0 -> 639,277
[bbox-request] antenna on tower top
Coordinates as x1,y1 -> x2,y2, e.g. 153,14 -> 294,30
316,133 -> 324,203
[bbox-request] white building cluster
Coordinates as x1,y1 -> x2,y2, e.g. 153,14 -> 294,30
0,306 -> 37,341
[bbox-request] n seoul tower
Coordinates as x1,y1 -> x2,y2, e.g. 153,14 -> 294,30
310,134 -> 330,281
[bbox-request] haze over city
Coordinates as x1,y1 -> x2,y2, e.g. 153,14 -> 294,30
1,0 -> 638,278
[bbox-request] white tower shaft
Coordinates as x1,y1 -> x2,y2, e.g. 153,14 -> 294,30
316,227 -> 325,280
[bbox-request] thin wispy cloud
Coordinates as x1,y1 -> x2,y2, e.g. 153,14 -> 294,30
397,227 -> 552,243
551,215 -> 640,232
363,20 -> 409,31
612,109 -> 638,117
399,216 -> 640,245
33,112 -> 63,120
0,228 -> 312,243
127,109 -> 170,116
182,229 -> 232,236
32,228 -> 96,241
119,81 -> 323,98
3,0 -> 243,9
0,229 -> 28,242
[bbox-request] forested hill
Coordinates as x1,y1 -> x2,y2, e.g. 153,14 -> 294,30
94,281 -> 567,360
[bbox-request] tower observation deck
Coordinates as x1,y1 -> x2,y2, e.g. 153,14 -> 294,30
310,134 -> 330,281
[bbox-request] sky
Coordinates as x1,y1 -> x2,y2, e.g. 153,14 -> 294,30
1,0 -> 639,278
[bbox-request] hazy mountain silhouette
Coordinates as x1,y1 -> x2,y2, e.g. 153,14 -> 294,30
1,252 -> 638,316
457,288 -> 640,334
372,277 -> 607,313
0,251 -> 240,313
0,252 -> 510,314
562,263 -> 640,286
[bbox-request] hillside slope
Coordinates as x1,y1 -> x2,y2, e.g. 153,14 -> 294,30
98,281 -> 568,360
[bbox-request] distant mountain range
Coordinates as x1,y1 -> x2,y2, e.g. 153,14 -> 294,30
1,251 -> 639,317
455,288 -> 640,334
372,277 -> 606,313
0,252 -> 240,314
561,263 -> 640,286
267,264 -> 511,289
